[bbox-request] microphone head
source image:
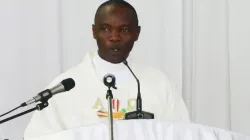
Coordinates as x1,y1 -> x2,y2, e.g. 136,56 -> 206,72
61,78 -> 75,91
103,74 -> 116,88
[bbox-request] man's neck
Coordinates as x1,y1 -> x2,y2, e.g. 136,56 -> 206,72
92,51 -> 132,85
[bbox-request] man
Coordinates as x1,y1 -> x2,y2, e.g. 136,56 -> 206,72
24,0 -> 190,138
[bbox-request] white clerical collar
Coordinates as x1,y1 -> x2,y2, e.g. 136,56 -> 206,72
94,52 -> 127,72
92,51 -> 132,85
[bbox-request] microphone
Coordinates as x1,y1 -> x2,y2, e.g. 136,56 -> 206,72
0,78 -> 75,118
123,59 -> 154,119
103,74 -> 117,89
23,78 -> 75,106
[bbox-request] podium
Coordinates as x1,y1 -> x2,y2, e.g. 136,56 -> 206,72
26,120 -> 250,140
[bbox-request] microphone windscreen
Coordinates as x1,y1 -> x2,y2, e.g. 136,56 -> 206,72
61,78 -> 75,91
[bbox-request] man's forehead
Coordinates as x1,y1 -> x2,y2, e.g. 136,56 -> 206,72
98,14 -> 133,25
95,4 -> 136,24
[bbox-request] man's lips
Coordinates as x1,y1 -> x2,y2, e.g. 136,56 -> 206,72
109,47 -> 122,53
111,48 -> 120,52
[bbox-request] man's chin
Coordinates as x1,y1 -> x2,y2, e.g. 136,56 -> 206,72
108,59 -> 123,64
106,56 -> 125,64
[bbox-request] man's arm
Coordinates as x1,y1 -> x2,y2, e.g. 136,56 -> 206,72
161,75 -> 190,122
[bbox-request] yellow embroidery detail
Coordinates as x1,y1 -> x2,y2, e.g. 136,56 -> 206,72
92,98 -> 105,111
127,98 -> 136,111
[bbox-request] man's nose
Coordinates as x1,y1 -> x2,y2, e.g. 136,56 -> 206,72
109,30 -> 121,42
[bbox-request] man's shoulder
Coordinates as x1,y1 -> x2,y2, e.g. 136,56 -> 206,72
134,63 -> 166,80
47,52 -> 93,88
47,62 -> 85,88
58,63 -> 83,78
132,63 -> 174,88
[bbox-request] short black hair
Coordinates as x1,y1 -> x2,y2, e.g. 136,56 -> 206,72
94,0 -> 139,25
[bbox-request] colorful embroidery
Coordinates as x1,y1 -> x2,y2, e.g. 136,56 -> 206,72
93,98 -> 136,120
92,98 -> 105,111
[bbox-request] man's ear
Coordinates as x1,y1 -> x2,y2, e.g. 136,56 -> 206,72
134,26 -> 141,41
92,24 -> 97,39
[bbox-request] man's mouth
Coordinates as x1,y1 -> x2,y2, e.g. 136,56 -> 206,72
110,48 -> 121,53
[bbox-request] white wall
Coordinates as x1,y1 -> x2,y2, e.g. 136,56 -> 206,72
183,0 -> 250,135
0,1 -> 61,139
229,0 -> 250,135
183,0 -> 231,129
193,0 -> 231,129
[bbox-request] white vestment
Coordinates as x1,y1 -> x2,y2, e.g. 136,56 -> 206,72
24,52 -> 190,139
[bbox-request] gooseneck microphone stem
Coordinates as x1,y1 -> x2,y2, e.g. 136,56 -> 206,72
0,101 -> 48,124
123,59 -> 154,119
123,60 -> 142,112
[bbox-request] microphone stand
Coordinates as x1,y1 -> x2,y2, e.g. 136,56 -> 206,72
0,101 -> 48,124
106,87 -> 114,140
103,74 -> 117,140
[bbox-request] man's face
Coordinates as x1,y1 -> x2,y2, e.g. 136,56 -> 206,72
92,5 -> 140,64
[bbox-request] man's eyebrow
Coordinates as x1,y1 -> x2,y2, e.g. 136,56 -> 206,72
120,24 -> 130,27
99,23 -> 111,26
98,23 -> 133,28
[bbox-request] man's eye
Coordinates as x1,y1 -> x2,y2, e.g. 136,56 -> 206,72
101,27 -> 109,31
121,29 -> 129,32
